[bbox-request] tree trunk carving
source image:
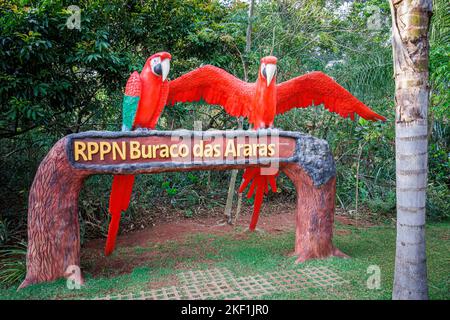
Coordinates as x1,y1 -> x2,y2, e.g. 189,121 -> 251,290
283,164 -> 347,262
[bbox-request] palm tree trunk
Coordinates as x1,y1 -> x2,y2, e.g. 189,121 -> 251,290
389,0 -> 432,300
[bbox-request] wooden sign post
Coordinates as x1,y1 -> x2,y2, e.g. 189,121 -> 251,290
20,129 -> 346,289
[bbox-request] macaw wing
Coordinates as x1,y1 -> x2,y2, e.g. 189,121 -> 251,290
122,71 -> 141,131
276,71 -> 385,121
167,65 -> 254,118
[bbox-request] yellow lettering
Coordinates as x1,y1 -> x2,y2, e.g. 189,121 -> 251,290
153,145 -> 160,158
213,144 -> 221,157
243,144 -> 252,157
169,144 -> 179,158
160,144 -> 169,158
99,142 -> 111,160
178,144 -> 189,158
267,144 -> 275,157
112,142 -> 126,160
87,142 -> 99,160
129,141 -> 141,159
74,141 -> 88,161
236,144 -> 245,157
259,144 -> 268,157
193,141 -> 204,157
141,145 -> 153,159
225,140 -> 237,157
204,143 -> 214,157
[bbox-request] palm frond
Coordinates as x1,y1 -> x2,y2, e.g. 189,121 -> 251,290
0,241 -> 27,288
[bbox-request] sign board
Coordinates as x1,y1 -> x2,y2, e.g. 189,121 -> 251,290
67,130 -> 298,171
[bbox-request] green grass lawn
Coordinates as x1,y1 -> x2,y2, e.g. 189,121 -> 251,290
0,220 -> 448,300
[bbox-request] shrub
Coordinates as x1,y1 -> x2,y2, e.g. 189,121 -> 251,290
0,241 -> 27,288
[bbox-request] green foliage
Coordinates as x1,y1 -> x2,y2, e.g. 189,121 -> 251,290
367,191 -> 396,215
0,219 -> 10,246
184,209 -> 193,218
0,241 -> 27,287
0,1 -> 129,138
163,182 -> 178,196
427,182 -> 450,221
428,0 -> 450,220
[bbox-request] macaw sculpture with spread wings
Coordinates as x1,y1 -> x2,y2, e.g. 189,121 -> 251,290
106,54 -> 385,256
166,56 -> 385,231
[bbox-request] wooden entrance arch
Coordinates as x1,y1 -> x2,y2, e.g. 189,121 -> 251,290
20,129 -> 346,289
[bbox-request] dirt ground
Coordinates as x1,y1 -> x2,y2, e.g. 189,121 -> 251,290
81,200 -> 371,277
84,202 -> 296,250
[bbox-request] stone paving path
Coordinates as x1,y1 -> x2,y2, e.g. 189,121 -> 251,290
95,266 -> 348,300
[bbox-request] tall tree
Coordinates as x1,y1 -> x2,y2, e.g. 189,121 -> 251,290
389,0 -> 433,299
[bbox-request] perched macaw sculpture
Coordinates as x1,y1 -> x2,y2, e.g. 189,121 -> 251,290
167,56 -> 385,231
105,51 -> 171,256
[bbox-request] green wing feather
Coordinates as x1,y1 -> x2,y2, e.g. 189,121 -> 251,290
121,71 -> 141,131
122,95 -> 139,131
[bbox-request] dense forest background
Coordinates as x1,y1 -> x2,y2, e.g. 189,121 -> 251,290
0,0 -> 448,249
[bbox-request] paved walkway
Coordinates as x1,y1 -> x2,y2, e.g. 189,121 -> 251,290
95,266 -> 348,300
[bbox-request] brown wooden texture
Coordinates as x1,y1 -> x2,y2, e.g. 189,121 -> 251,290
20,131 -> 345,289
20,138 -> 88,289
283,163 -> 347,262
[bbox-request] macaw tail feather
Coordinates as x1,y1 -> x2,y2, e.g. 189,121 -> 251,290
105,209 -> 121,256
239,168 -> 278,231
105,175 -> 135,255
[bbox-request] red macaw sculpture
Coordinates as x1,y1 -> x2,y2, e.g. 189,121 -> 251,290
167,56 -> 385,231
106,51 -> 171,256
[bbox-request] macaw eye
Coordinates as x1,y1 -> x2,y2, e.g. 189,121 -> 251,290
150,57 -> 162,76
151,57 -> 161,66
261,63 -> 266,78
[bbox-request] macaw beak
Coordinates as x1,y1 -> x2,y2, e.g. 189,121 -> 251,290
161,58 -> 170,81
265,64 -> 276,86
